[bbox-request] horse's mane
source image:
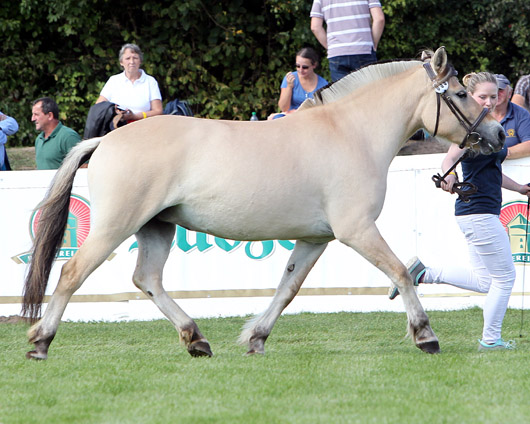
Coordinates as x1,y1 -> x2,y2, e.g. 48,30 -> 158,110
299,59 -> 422,110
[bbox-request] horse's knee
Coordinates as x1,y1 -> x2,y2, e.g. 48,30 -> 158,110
393,264 -> 412,288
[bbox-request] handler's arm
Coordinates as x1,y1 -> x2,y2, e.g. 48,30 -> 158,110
440,143 -> 466,193
502,174 -> 530,197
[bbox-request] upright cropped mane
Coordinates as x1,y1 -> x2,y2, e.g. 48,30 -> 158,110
299,60 -> 421,110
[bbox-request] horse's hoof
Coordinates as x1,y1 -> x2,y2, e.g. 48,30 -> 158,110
246,336 -> 266,355
417,340 -> 441,354
187,340 -> 213,357
26,350 -> 48,360
245,349 -> 265,356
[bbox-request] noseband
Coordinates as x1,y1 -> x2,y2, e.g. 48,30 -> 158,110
423,62 -> 488,203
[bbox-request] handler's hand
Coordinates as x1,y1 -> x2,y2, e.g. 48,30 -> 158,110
518,183 -> 530,198
441,174 -> 457,194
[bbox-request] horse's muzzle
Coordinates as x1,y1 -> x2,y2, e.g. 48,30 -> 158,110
474,127 -> 505,155
487,129 -> 506,153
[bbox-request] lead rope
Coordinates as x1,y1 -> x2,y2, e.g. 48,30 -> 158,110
520,194 -> 530,338
431,151 -> 478,203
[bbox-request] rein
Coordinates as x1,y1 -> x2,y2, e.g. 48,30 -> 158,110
423,62 -> 488,203
431,152 -> 476,203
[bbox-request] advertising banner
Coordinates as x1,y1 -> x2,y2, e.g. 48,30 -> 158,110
1,154 -> 529,320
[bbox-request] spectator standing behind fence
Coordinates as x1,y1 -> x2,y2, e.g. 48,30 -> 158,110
268,47 -> 328,120
31,97 -> 81,170
310,0 -> 385,82
491,74 -> 530,160
0,111 -> 18,171
512,74 -> 530,113
96,43 -> 163,123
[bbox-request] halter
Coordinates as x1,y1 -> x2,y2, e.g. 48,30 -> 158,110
423,62 -> 489,203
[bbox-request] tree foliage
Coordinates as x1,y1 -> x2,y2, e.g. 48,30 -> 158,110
1,0 -> 528,147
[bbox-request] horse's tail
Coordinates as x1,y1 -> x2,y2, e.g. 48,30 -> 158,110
22,137 -> 102,322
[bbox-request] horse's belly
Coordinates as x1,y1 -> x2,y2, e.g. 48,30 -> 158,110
156,204 -> 334,243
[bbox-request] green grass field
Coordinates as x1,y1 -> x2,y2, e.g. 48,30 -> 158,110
6,147 -> 36,170
2,309 -> 530,423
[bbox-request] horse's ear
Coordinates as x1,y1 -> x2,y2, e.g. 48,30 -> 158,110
430,46 -> 448,75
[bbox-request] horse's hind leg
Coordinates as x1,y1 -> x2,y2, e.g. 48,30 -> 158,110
27,233 -> 119,360
239,240 -> 328,355
133,219 -> 212,357
336,222 -> 440,354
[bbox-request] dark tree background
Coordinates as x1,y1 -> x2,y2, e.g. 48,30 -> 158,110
1,0 -> 528,146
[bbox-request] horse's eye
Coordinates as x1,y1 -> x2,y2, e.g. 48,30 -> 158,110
456,91 -> 467,99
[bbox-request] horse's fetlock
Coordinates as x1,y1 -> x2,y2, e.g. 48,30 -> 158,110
180,322 -> 202,346
250,327 -> 269,343
27,323 -> 50,344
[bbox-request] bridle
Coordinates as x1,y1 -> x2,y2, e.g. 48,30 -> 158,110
422,62 -> 490,150
423,62 -> 490,202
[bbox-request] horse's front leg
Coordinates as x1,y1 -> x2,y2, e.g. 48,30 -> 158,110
336,222 -> 440,354
239,240 -> 328,355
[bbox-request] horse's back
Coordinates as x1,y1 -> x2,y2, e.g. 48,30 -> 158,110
86,115 -> 340,241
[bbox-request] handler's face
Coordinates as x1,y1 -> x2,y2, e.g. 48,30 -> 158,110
471,82 -> 498,111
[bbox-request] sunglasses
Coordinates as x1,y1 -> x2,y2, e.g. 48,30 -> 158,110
295,64 -> 310,70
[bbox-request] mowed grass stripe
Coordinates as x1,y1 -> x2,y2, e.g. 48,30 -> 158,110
1,309 -> 529,423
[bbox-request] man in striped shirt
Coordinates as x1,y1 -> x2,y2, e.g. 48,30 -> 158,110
310,0 -> 385,82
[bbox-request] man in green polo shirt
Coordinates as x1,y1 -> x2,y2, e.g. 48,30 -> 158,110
31,97 -> 81,169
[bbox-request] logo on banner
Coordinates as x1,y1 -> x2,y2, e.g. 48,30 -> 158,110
500,201 -> 530,264
13,192 -> 295,264
128,226 -> 295,260
12,194 -> 91,264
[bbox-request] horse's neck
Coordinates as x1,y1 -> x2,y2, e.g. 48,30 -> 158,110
323,68 -> 426,167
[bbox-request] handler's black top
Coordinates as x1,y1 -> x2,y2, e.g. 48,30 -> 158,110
455,144 -> 507,216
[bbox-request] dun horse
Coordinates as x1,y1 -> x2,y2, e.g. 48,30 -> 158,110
23,47 -> 505,359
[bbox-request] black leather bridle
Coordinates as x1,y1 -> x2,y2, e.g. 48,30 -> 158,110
423,62 -> 490,150
423,62 -> 490,203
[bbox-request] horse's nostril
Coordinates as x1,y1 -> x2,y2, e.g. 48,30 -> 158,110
499,130 -> 506,143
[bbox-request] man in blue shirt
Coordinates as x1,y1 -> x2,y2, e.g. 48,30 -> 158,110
0,112 -> 18,171
492,74 -> 530,159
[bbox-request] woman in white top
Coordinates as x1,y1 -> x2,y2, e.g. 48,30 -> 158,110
96,43 -> 163,121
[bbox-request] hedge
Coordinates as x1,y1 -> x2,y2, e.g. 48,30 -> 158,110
1,0 -> 528,147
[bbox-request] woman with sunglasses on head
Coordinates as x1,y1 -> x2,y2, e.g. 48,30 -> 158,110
389,72 -> 530,351
268,47 -> 328,120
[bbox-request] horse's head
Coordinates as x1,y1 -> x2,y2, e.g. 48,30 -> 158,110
421,47 -> 505,155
